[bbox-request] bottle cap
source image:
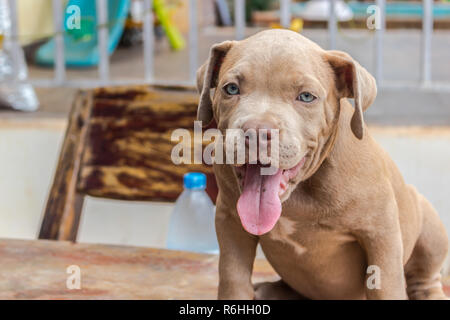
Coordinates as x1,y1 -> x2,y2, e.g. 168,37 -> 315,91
183,172 -> 207,189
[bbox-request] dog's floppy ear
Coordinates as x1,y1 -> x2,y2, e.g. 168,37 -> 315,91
325,50 -> 377,139
196,41 -> 235,126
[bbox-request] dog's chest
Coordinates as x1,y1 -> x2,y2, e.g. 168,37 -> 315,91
261,213 -> 351,255
263,216 -> 309,255
259,205 -> 359,270
260,215 -> 366,299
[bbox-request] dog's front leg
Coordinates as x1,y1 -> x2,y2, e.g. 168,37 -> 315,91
216,204 -> 258,300
357,228 -> 407,300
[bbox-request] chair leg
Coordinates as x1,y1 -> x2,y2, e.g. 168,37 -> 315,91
39,193 -> 85,242
39,90 -> 91,242
59,193 -> 85,241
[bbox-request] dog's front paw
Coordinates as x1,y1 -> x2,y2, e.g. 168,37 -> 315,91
254,280 -> 306,300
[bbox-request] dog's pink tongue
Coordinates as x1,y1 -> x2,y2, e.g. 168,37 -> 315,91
237,165 -> 282,235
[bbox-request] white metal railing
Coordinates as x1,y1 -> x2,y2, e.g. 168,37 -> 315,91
328,0 -> 337,50
96,0 -> 109,83
6,0 -> 448,91
234,0 -> 245,40
421,0 -> 433,84
143,0 -> 155,82
52,0 -> 65,84
374,0 -> 385,83
188,0 -> 199,82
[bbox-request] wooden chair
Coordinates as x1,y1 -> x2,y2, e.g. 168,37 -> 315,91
39,85 -> 217,241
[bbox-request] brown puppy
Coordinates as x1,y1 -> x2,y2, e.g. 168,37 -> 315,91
196,29 -> 448,300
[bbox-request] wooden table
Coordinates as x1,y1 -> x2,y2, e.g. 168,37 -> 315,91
0,239 -> 277,300
1,239 -> 449,299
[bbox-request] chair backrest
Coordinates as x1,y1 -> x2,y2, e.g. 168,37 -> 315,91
39,85 -> 216,241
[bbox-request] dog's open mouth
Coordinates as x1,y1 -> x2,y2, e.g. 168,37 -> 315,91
235,158 -> 306,236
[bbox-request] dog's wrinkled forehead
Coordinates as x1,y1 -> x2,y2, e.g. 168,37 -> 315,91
217,30 -> 328,86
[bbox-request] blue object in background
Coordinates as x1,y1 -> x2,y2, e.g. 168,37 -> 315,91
35,0 -> 130,67
291,1 -> 450,19
183,172 -> 207,190
347,1 -> 450,18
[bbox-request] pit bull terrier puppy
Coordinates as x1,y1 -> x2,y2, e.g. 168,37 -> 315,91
196,29 -> 448,300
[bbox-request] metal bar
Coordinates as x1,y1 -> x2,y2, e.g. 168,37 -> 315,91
375,0 -> 385,84
96,0 -> 109,83
7,0 -> 18,37
143,0 -> 155,82
421,0 -> 433,85
7,0 -> 19,81
234,0 -> 245,40
328,0 -> 336,49
280,0 -> 291,29
188,0 -> 199,83
52,0 -> 65,84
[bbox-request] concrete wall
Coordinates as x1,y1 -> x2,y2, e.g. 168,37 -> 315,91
0,118 -> 175,247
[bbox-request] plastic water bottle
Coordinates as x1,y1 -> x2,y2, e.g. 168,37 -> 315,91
166,173 -> 219,254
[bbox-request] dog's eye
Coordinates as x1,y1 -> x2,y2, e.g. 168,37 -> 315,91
297,92 -> 316,103
224,83 -> 240,95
